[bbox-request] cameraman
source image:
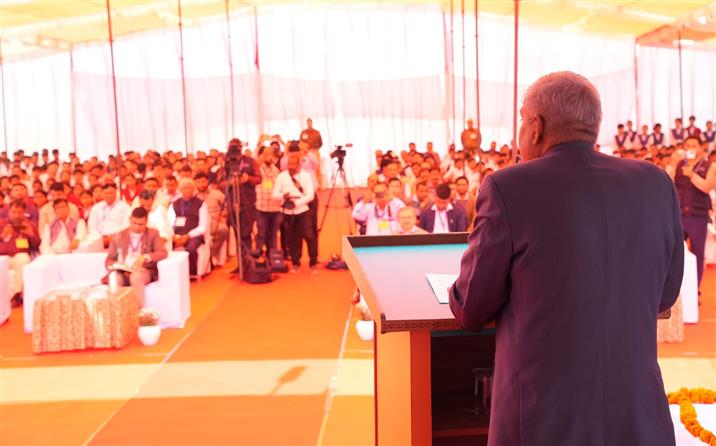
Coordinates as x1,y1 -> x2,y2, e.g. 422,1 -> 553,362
224,138 -> 261,250
272,153 -> 317,273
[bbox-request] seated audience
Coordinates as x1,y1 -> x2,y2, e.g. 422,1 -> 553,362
38,182 -> 80,233
453,176 -> 476,230
40,198 -> 88,254
137,190 -> 173,251
352,182 -> 405,235
1,182 -> 38,225
393,206 -> 427,235
418,183 -> 467,233
105,207 -> 168,307
169,178 -> 208,276
195,172 -> 228,262
0,200 -> 40,301
87,183 -> 132,249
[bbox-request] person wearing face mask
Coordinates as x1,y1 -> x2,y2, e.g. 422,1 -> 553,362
449,71 -> 682,446
417,183 -> 466,233
272,153 -> 316,273
351,182 -> 405,236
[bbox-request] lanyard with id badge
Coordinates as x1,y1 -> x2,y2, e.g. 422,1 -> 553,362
175,200 -> 188,228
375,203 -> 392,234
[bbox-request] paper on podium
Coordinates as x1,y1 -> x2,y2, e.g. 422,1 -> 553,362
426,274 -> 458,304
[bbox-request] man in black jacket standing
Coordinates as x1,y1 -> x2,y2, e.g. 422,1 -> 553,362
224,138 -> 261,251
450,71 -> 682,445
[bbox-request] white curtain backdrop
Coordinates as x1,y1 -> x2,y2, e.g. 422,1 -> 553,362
1,3 -> 714,184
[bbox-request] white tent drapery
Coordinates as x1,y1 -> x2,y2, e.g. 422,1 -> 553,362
1,3 -> 714,184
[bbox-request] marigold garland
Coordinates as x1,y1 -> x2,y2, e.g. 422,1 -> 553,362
667,388 -> 716,446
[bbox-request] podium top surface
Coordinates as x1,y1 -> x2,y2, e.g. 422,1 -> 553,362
343,233 -> 468,333
342,233 -> 671,334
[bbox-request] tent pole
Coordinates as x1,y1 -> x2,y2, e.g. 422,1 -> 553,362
70,44 -> 78,155
178,0 -> 189,155
450,0 -> 455,143
225,0 -> 235,138
633,40 -> 640,127
461,0 -> 466,129
105,0 -> 121,187
677,28 -> 684,120
475,0 -> 480,131
512,0 -> 519,162
0,39 -> 8,155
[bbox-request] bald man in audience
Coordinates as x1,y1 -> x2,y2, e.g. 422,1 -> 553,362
393,206 -> 427,235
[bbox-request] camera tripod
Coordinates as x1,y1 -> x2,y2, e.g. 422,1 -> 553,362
317,159 -> 354,234
224,164 -> 244,281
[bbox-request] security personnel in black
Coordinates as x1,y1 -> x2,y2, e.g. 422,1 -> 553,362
675,135 -> 716,287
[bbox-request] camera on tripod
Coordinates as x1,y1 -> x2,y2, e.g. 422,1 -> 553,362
225,138 -> 246,175
330,143 -> 352,166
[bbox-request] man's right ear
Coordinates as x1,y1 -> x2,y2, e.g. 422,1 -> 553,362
532,115 -> 544,145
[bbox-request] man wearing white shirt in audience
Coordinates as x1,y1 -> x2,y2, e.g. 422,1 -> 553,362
40,198 -> 88,254
418,183 -> 467,233
393,206 -> 427,235
162,175 -> 181,204
352,182 -> 405,236
272,153 -> 317,273
671,117 -> 685,145
137,189 -> 173,252
38,182 -> 80,234
168,178 -> 208,276
87,183 -> 132,249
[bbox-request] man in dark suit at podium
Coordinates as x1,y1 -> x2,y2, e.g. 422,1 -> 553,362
418,183 -> 467,233
449,71 -> 683,446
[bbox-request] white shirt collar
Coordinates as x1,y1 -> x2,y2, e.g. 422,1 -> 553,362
431,203 -> 453,212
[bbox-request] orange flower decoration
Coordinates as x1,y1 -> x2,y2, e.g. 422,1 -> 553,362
668,388 -> 716,445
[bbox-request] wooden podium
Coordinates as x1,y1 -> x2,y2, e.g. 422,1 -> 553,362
343,233 -> 493,446
343,232 -> 672,445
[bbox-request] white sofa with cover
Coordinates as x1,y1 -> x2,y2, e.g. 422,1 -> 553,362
0,256 -> 11,325
22,251 -> 191,333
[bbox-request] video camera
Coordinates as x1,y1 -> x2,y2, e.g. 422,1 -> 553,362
330,144 -> 352,167
225,138 -> 246,175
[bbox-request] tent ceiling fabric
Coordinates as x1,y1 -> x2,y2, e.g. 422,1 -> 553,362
1,0 -> 714,60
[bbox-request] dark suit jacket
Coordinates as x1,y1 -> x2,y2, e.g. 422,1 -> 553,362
106,227 -> 168,281
449,141 -> 683,446
418,204 -> 467,233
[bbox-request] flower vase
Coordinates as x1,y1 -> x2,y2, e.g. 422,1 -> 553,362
138,325 -> 161,346
355,320 -> 374,342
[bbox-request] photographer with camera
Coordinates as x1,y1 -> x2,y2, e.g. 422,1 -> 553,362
224,138 -> 261,250
272,153 -> 317,273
